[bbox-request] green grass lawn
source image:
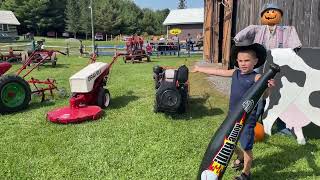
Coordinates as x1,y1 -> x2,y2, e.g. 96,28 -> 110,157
0,54 -> 319,179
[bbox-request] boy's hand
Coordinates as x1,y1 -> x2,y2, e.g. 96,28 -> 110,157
267,79 -> 275,88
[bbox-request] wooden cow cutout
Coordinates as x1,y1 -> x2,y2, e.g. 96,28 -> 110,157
263,48 -> 320,144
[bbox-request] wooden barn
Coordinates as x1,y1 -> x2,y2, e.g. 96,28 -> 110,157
203,0 -> 320,67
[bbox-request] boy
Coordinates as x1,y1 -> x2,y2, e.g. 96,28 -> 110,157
192,43 -> 275,180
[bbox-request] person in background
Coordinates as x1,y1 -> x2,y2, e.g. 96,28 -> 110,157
146,41 -> 153,56
79,40 -> 84,57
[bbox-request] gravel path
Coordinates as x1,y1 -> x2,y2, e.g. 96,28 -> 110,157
195,61 -> 232,96
206,75 -> 231,96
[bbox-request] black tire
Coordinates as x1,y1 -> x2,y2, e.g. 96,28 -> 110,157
156,82 -> 181,111
153,100 -> 159,113
97,88 -> 110,108
0,75 -> 31,113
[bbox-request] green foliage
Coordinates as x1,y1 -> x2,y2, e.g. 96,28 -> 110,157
1,0 -> 66,35
1,0 -> 170,36
79,0 -> 91,39
65,0 -> 81,38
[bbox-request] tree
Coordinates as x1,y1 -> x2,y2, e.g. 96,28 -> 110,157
65,0 -> 81,38
178,0 -> 187,9
79,0 -> 91,39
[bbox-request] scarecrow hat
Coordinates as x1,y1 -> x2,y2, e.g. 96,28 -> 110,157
231,41 -> 267,69
260,3 -> 283,17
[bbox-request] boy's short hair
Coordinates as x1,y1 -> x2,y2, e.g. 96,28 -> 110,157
237,49 -> 257,59
231,43 -> 267,69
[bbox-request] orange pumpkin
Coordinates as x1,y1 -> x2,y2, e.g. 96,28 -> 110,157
254,122 -> 265,142
261,9 -> 282,26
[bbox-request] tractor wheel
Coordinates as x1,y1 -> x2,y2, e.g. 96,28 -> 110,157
97,88 -> 110,108
0,75 -> 31,113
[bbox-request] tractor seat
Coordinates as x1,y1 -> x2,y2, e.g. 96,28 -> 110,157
0,62 -> 12,76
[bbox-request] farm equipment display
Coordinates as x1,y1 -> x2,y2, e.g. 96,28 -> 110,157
0,47 -> 27,63
47,53 -> 121,124
0,50 -> 65,114
123,35 -> 150,63
26,49 -> 59,67
153,65 -> 189,113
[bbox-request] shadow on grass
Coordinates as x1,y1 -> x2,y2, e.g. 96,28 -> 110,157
28,100 -> 56,110
254,142 -> 320,179
168,95 -> 224,120
37,63 -> 69,69
0,100 -> 56,116
108,91 -> 139,109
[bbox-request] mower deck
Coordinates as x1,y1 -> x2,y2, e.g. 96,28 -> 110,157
47,105 -> 103,124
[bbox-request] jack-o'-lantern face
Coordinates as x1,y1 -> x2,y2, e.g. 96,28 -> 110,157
261,9 -> 282,26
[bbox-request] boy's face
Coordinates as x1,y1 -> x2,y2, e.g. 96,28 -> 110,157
237,52 -> 258,74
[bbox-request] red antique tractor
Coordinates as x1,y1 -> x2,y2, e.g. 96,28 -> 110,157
0,50 -> 65,114
123,35 -> 150,63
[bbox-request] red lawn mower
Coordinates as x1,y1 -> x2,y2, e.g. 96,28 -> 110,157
0,50 -> 65,114
123,35 -> 150,63
47,53 -> 122,124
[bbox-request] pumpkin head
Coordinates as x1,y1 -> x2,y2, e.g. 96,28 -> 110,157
260,4 -> 283,26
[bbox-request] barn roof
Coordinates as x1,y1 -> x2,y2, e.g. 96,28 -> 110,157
0,10 -> 20,25
163,8 -> 204,26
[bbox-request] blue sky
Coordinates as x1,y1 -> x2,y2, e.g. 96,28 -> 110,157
133,0 -> 204,10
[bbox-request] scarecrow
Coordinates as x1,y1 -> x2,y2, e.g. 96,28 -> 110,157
234,3 -> 302,51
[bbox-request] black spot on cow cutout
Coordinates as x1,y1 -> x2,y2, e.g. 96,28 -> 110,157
309,91 -> 320,108
280,65 -> 306,87
263,50 -> 306,119
297,48 -> 320,70
302,122 -> 320,139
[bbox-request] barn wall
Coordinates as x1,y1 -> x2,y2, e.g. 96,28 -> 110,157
0,24 -> 18,36
235,0 -> 320,47
166,24 -> 203,41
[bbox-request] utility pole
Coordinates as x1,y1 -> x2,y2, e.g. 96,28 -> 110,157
89,0 -> 95,54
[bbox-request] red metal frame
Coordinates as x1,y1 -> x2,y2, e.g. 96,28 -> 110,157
15,50 -> 66,101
